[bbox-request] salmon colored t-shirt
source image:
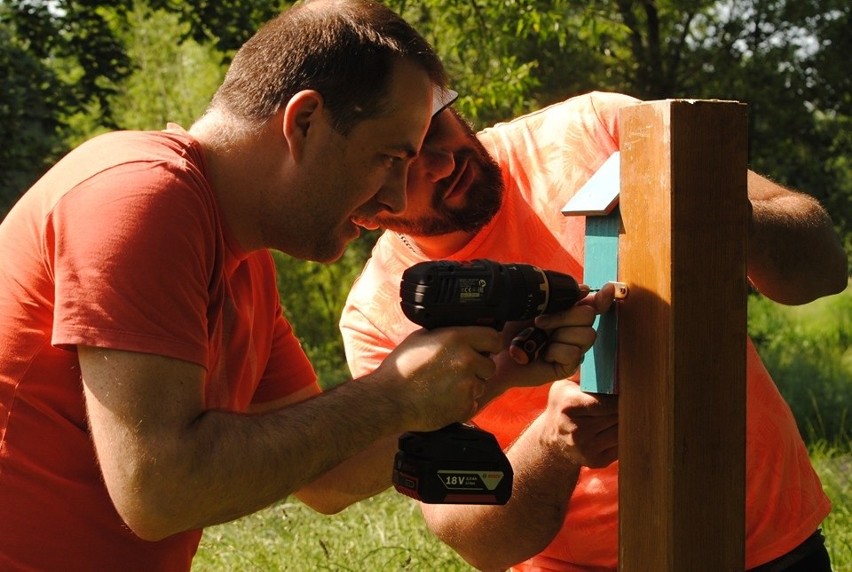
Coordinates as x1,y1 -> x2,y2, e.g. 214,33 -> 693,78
340,92 -> 830,570
0,127 -> 319,570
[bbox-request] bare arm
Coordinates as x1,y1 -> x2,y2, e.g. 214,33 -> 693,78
293,434 -> 398,514
79,325 -> 503,541
421,381 -> 618,571
251,393 -> 399,515
747,171 -> 847,304
295,287 -> 616,515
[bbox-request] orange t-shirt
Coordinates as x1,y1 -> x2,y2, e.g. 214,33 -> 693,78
341,91 -> 830,570
0,128 -> 319,570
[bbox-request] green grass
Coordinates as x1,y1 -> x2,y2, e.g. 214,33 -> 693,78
744,283 -> 852,568
811,442 -> 852,570
748,283 -> 851,445
192,491 -> 472,571
193,447 -> 851,570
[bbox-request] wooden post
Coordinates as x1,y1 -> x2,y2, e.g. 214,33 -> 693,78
617,100 -> 749,570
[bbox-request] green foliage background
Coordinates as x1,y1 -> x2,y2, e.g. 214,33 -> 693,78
2,0 -> 850,567
2,0 -> 848,432
749,286 -> 851,445
2,0 -> 849,433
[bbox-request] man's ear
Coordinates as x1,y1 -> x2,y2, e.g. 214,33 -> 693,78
282,90 -> 323,163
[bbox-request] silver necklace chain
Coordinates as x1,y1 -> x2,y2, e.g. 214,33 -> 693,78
397,233 -> 421,256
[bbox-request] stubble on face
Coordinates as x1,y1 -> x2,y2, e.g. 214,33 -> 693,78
376,113 -> 504,238
265,59 -> 432,262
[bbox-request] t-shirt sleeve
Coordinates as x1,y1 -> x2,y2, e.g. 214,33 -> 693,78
252,307 -> 320,404
482,91 -> 638,210
341,300 -> 395,380
340,254 -> 408,380
478,91 -> 640,266
49,161 -> 216,367
586,91 -> 638,147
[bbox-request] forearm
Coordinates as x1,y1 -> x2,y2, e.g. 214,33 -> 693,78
189,383 -> 406,521
100,379 -> 409,540
422,416 -> 580,571
747,171 -> 847,304
295,434 -> 399,514
84,327 -> 503,541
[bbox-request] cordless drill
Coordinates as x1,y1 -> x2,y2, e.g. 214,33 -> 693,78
393,259 -> 586,504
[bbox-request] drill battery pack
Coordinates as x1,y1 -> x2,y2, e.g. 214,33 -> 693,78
392,422 -> 513,505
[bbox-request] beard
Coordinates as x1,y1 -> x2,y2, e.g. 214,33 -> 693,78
379,139 -> 504,238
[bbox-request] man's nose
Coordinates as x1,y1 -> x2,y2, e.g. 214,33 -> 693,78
418,146 -> 455,182
378,164 -> 410,214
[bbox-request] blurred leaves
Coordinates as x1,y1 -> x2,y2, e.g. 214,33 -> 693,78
0,17 -> 65,213
2,0 -> 850,384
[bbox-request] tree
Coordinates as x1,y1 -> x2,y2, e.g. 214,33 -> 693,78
1,0 -> 132,213
0,16 -> 65,215
86,2 -> 225,133
387,0 -> 850,256
3,0 -> 848,384
145,0 -> 286,56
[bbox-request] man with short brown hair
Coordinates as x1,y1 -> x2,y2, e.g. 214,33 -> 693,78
0,2 -> 560,569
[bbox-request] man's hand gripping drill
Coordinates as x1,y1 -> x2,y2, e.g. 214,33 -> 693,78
393,259 -> 620,505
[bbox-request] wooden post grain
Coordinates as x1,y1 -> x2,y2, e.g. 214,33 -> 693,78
617,100 -> 749,570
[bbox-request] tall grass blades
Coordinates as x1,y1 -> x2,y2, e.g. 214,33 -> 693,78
193,493 -> 472,571
810,441 -> 852,570
748,284 -> 851,446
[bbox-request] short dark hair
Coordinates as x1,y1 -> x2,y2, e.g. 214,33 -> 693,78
210,0 -> 445,135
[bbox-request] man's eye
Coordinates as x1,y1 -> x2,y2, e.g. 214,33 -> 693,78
384,155 -> 404,167
424,124 -> 440,141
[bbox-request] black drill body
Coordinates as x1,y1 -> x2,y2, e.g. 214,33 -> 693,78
400,259 -> 584,330
393,259 -> 584,504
